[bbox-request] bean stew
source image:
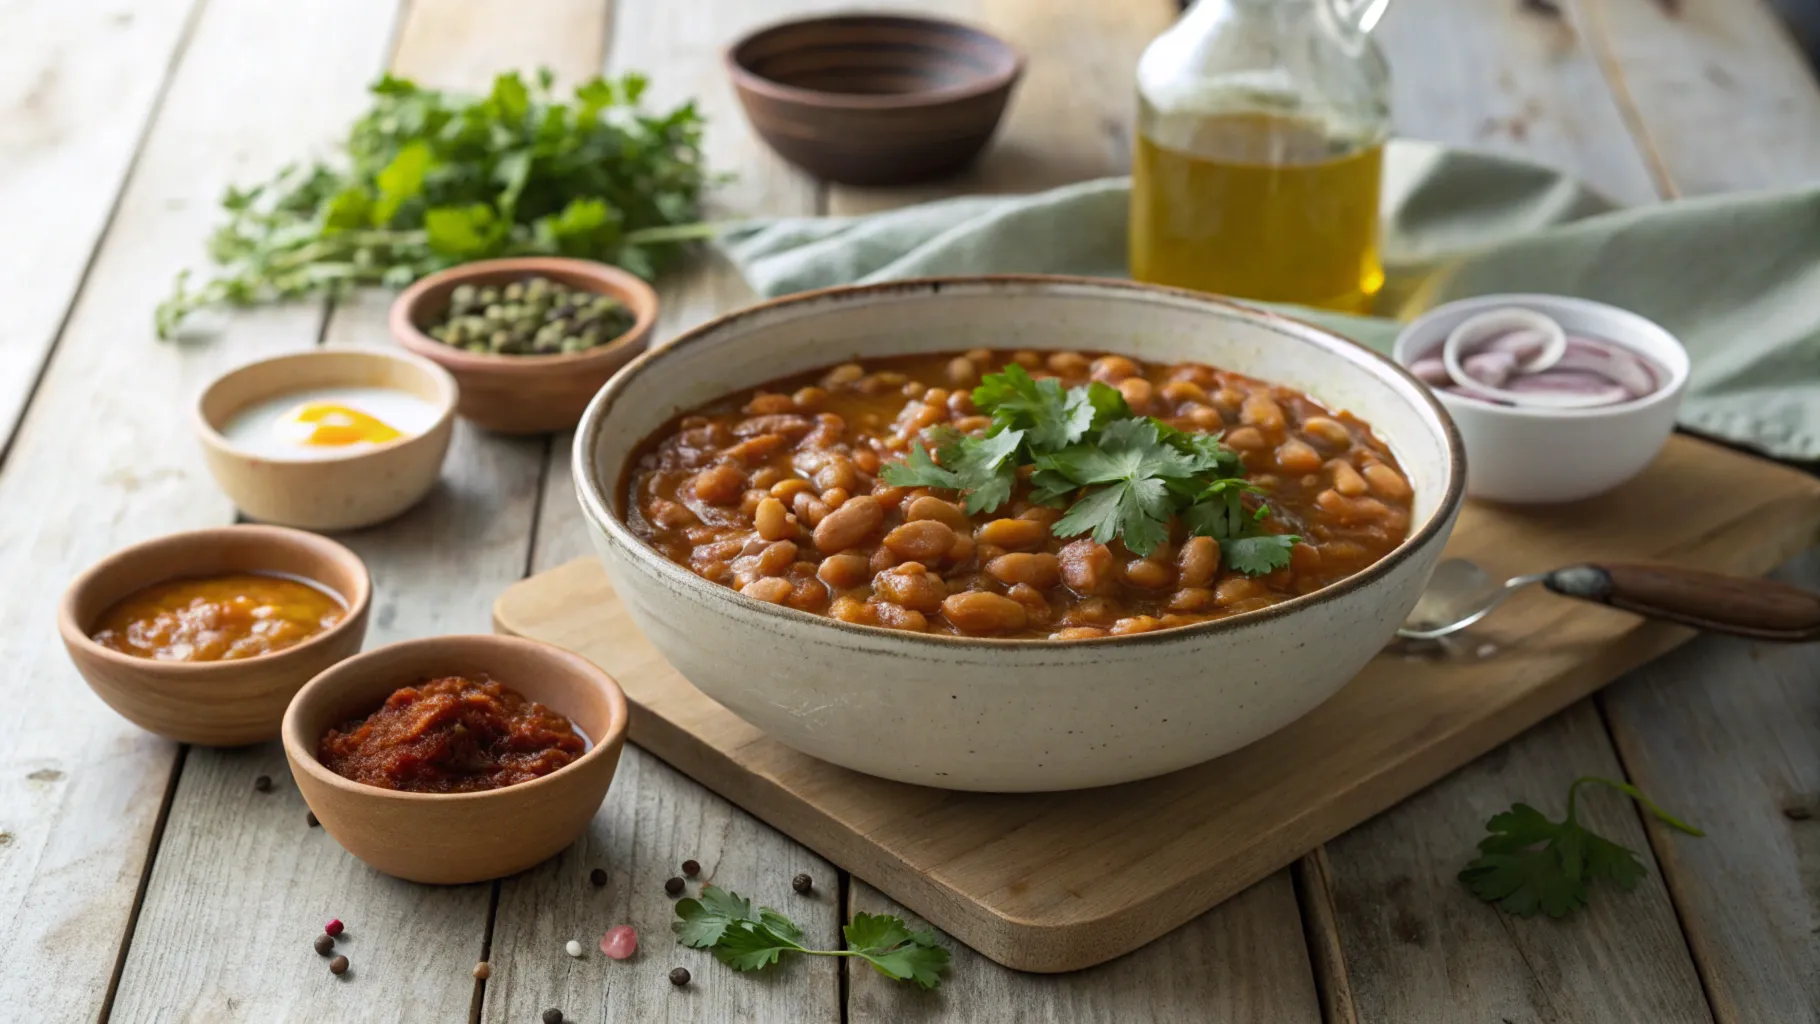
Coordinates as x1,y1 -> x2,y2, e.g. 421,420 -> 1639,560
624,349 -> 1414,639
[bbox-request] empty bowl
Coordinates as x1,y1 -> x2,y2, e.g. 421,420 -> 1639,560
282,634 -> 628,884
390,257 -> 658,435
194,348 -> 457,530
727,13 -> 1023,185
59,525 -> 372,746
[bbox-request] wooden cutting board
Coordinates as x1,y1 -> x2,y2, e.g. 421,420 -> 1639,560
494,435 -> 1820,973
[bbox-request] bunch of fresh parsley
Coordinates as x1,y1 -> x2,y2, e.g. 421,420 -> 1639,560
156,69 -> 713,338
674,885 -> 949,989
1460,775 -> 1703,918
881,364 -> 1299,572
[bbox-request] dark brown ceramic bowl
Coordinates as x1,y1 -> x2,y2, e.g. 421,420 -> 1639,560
390,257 -> 658,435
727,13 -> 1023,186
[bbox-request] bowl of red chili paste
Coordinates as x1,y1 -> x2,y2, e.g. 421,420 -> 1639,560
283,634 -> 627,884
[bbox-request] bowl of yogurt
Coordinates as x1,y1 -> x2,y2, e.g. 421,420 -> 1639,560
1393,294 -> 1688,503
195,348 -> 458,529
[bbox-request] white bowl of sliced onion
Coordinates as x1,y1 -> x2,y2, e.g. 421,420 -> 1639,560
1393,294 -> 1688,504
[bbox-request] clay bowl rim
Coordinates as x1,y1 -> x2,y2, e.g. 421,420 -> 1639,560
389,257 -> 660,376
192,346 -> 459,465
725,12 -> 1025,112
575,274 -> 1467,651
57,524 -> 374,680
280,633 -> 631,806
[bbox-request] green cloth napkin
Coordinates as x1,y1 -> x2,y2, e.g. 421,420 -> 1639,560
719,141 -> 1820,460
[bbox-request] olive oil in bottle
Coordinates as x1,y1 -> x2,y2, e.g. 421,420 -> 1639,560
1130,109 -> 1384,313
1130,0 -> 1393,314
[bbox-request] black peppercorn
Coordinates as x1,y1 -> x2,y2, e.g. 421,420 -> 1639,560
681,859 -> 700,877
542,1008 -> 564,1024
669,967 -> 690,986
306,811 -> 319,828
792,873 -> 813,895
313,934 -> 335,956
254,775 -> 272,792
664,876 -> 685,896
589,867 -> 608,887
329,955 -> 349,976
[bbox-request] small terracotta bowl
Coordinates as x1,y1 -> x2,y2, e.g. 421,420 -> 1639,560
727,13 -> 1023,185
59,525 -> 372,746
390,257 -> 658,435
282,634 -> 628,884
195,348 -> 457,531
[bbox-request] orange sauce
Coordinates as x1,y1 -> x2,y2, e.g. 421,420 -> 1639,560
91,572 -> 344,662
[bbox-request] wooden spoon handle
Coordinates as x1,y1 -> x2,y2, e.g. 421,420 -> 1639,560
1543,563 -> 1820,641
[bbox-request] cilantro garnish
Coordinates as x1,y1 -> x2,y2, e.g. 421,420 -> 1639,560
674,884 -> 950,989
880,364 -> 1297,568
1459,776 -> 1703,918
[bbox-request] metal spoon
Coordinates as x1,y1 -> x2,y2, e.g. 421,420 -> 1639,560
1399,558 -> 1820,642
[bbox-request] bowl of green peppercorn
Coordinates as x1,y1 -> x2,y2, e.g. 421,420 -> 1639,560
390,257 -> 658,434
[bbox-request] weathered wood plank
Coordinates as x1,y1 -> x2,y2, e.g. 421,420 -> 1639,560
503,1 -> 842,1020
1566,3 -> 1820,1020
1299,3 -> 1715,1020
848,874 -> 1320,1023
1577,0 -> 1820,195
0,0 -> 199,455
390,0 -> 611,87
1601,551 -> 1820,1022
1316,704 -> 1710,1023
0,0 -> 397,1019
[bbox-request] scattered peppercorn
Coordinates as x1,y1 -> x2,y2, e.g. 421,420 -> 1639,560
253,775 -> 272,792
565,939 -> 584,958
429,276 -> 635,356
329,955 -> 349,976
589,867 -> 608,887
664,876 -> 685,896
306,811 -> 319,828
325,919 -> 344,937
542,1009 -> 564,1024
792,873 -> 813,895
681,859 -> 700,877
669,967 -> 690,987
472,961 -> 491,980
313,934 -> 335,956
1786,805 -> 1814,821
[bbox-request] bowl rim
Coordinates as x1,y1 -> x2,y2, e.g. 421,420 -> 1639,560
725,12 -> 1025,112
280,633 -> 630,804
574,274 -> 1468,650
1392,293 -> 1691,420
389,256 -> 659,373
192,346 -> 458,464
57,524 -> 374,677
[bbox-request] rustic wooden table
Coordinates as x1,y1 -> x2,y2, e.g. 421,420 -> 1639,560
5,1 -> 1817,1021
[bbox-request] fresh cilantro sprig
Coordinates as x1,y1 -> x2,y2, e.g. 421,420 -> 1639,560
157,68 -> 715,338
881,363 -> 1297,570
1459,776 -> 1703,918
674,885 -> 950,989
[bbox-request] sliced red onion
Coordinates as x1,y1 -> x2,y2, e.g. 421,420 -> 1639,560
1415,305 -> 1663,409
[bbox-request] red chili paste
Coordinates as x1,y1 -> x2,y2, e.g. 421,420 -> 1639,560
318,675 -> 585,793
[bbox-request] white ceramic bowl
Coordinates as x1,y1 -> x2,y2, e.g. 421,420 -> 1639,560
1393,294 -> 1689,504
574,277 -> 1464,791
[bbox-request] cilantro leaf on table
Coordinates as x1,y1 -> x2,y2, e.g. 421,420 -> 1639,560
157,69 -> 716,338
1459,776 -> 1702,919
674,886 -> 949,989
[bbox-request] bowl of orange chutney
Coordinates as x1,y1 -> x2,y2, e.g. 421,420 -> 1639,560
59,525 -> 371,746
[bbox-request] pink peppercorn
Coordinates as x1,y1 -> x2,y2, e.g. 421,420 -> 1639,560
600,925 -> 637,960
325,919 -> 345,937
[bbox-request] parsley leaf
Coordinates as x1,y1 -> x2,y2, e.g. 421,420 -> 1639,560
674,886 -> 949,989
879,366 -> 1295,566
157,69 -> 716,338
1459,776 -> 1702,918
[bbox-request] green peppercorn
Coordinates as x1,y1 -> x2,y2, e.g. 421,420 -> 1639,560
429,325 -> 450,342
450,284 -> 477,310
477,286 -> 500,306
560,336 -> 588,354
503,281 -> 525,302
489,331 -> 511,352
